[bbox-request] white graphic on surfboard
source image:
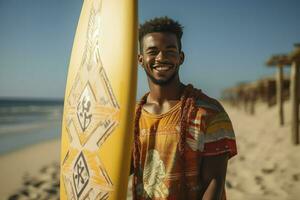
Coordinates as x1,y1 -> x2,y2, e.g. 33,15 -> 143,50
61,0 -> 120,199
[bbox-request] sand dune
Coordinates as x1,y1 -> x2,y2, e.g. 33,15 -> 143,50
1,101 -> 299,199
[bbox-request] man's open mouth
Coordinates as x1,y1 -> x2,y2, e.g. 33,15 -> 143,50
153,65 -> 173,72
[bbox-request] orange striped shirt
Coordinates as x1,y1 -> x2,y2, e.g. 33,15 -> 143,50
134,89 -> 237,199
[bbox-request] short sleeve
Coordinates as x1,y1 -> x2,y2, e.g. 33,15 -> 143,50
202,110 -> 237,159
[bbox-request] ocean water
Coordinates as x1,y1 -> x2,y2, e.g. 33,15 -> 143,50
0,99 -> 64,154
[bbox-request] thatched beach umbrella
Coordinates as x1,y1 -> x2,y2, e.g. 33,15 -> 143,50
288,44 -> 300,145
266,54 -> 291,126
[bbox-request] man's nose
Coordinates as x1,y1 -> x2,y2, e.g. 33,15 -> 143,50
155,51 -> 168,62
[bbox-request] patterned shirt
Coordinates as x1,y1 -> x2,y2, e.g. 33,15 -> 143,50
134,89 -> 237,200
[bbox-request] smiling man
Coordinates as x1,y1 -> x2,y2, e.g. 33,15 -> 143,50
131,16 -> 237,200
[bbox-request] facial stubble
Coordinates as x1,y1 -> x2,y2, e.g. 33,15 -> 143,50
144,66 -> 179,86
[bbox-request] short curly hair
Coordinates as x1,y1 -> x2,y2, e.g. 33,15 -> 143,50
139,16 -> 184,52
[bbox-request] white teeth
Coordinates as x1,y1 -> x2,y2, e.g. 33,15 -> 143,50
154,66 -> 171,71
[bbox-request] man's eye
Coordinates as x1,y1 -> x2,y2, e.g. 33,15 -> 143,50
147,51 -> 158,55
166,50 -> 177,55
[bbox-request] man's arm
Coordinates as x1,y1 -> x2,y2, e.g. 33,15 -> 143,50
199,153 -> 229,200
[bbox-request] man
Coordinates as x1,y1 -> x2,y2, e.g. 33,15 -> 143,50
131,16 -> 237,200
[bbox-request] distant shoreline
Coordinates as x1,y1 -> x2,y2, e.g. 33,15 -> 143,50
0,99 -> 63,154
0,98 -> 64,106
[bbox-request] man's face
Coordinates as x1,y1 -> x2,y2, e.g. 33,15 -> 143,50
139,32 -> 184,86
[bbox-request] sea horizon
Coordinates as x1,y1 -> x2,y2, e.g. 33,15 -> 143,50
0,98 -> 63,155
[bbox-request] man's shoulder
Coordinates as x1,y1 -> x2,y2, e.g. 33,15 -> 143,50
193,88 -> 225,114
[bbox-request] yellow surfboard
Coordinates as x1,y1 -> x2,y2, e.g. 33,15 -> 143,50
60,0 -> 137,199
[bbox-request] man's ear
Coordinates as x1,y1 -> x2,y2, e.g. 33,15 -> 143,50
138,54 -> 144,67
179,51 -> 185,65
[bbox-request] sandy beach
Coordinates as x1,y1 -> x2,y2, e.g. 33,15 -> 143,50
0,139 -> 60,199
225,101 -> 300,200
1,101 -> 300,199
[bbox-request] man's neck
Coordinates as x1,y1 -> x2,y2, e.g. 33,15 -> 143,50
147,80 -> 185,105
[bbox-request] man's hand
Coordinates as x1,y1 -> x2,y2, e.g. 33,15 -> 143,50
199,153 -> 229,200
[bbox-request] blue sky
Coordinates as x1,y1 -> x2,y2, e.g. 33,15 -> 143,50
0,0 -> 299,99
